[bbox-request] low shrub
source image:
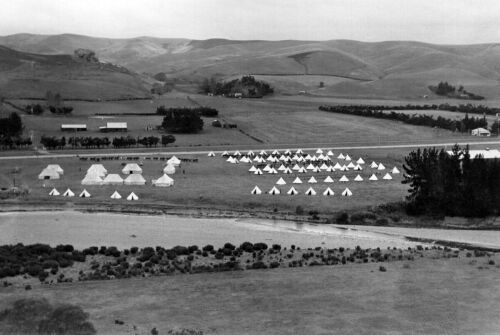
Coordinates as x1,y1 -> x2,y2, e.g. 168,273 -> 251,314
379,266 -> 387,272
202,245 -> 214,252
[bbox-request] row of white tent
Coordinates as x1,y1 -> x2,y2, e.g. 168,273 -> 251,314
225,154 -> 364,164
214,148 -> 356,158
251,186 -> 353,197
272,173 -> 395,185
81,173 -> 174,186
48,188 -> 139,200
85,162 -> 177,177
249,164 -> 399,175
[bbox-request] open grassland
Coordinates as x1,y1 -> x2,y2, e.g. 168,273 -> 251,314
1,255 -> 499,334
0,149 -> 407,214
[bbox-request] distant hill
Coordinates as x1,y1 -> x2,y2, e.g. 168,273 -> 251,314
0,45 -> 151,100
2,34 -> 500,99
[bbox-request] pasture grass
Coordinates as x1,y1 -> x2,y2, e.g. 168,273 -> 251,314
1,255 -> 499,334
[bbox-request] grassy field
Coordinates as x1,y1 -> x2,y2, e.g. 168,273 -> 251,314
0,148 -> 408,214
1,255 -> 499,334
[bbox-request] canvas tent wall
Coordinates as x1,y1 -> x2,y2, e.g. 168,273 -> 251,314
39,168 -> 60,180
167,156 -> 181,167
153,174 -> 174,187
122,163 -> 142,175
81,174 -> 103,185
110,191 -> 122,199
163,164 -> 176,175
127,192 -> 139,201
124,174 -> 146,185
46,165 -> 64,175
87,164 -> 107,177
103,174 -> 124,185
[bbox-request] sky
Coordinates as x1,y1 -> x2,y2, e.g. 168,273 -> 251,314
1,0 -> 500,44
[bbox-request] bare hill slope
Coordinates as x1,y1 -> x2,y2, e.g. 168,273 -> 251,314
0,45 -> 151,100
2,34 -> 500,99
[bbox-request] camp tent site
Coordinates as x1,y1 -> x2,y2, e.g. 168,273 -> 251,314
127,192 -> 139,201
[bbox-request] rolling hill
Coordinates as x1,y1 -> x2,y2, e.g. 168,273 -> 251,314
0,45 -> 151,100
2,34 -> 500,99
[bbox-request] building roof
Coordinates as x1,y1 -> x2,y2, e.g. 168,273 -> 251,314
61,124 -> 87,128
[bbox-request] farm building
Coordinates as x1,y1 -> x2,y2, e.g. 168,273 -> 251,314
447,149 -> 500,159
471,128 -> 491,137
99,122 -> 127,132
61,124 -> 87,132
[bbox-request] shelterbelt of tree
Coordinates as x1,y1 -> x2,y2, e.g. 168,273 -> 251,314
319,105 -> 487,133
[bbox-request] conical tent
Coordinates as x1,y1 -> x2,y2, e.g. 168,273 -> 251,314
345,155 -> 352,161
341,164 -> 348,171
357,158 -> 365,164
103,174 -> 123,185
278,164 -> 286,171
298,167 -> 307,173
333,163 -> 342,170
354,175 -> 364,181
284,149 -> 292,155
163,164 -> 176,174
306,163 -> 315,170
268,168 -> 278,174
247,150 -> 255,156
260,150 -> 267,156
293,177 -> 303,184
110,191 -> 122,199
392,167 -> 400,174
248,166 -> 257,173
327,150 -> 334,156
347,162 -> 356,169
234,150 -> 242,156
208,151 -> 215,157
254,169 -> 263,175
49,188 -> 60,196
377,163 -> 386,170
79,189 -> 91,198
122,163 -> 142,175
320,163 -> 329,170
62,188 -> 75,197
221,151 -> 229,156
339,175 -> 349,182
323,187 -> 334,196
227,157 -> 237,164
308,176 -> 317,183
268,186 -> 280,195
272,149 -> 280,155
283,168 -> 293,174
296,149 -> 303,154
153,174 -> 174,187
251,186 -> 262,195
127,192 -> 139,201
354,164 -> 363,171
370,161 -> 378,168
239,157 -> 250,163
337,153 -> 345,159
324,176 -> 334,183
383,173 -> 393,180
124,174 -> 146,185
287,187 -> 298,195
263,165 -> 271,172
305,154 -> 312,160
316,149 -> 323,154
305,187 -> 317,196
312,166 -> 320,173
342,188 -> 353,197
276,177 -> 286,185
369,174 -> 378,181
167,156 -> 181,167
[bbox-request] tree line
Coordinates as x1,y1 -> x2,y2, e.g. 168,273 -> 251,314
200,75 -> 274,98
317,103 -> 500,116
160,108 -> 204,133
0,112 -> 32,149
318,105 -> 487,133
25,104 -> 73,115
403,145 -> 500,217
428,81 -> 484,100
40,135 -> 176,150
156,106 -> 219,117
